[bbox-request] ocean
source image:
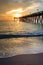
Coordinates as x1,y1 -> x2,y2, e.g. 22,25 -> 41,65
0,20 -> 43,58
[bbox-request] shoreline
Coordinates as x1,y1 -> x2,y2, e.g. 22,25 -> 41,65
0,53 -> 43,65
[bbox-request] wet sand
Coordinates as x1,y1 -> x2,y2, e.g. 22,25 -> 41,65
0,53 -> 43,65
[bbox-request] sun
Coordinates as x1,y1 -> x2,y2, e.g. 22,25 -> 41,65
15,13 -> 22,17
6,8 -> 23,18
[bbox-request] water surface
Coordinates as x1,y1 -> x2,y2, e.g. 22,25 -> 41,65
0,20 -> 43,58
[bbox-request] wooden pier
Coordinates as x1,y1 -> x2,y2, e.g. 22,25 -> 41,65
20,11 -> 43,24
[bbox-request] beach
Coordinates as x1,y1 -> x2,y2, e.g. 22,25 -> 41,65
0,53 -> 43,65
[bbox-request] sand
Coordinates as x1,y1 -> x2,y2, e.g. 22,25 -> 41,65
0,53 -> 43,65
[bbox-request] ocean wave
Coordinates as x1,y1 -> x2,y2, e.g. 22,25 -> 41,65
0,31 -> 43,39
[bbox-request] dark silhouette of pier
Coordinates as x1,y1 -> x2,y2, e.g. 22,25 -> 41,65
20,11 -> 43,24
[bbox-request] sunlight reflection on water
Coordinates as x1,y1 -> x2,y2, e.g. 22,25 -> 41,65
0,20 -> 43,58
0,37 -> 43,58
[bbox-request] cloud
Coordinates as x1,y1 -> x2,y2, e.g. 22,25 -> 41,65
0,0 -> 43,17
6,8 -> 23,14
11,0 -> 33,2
34,0 -> 43,2
24,3 -> 40,11
0,0 -> 11,5
5,2 -> 40,17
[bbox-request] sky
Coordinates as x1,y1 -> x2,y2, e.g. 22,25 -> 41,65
0,0 -> 43,20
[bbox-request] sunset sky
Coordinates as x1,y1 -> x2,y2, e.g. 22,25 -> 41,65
0,0 -> 43,20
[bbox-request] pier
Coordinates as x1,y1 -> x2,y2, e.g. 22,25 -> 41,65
20,11 -> 43,24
